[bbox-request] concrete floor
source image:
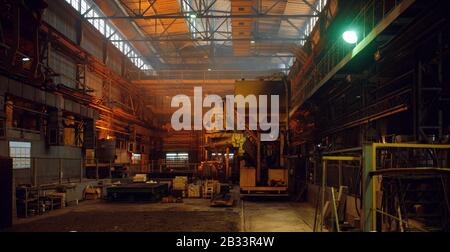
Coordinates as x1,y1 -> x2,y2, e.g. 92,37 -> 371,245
242,200 -> 314,232
10,194 -> 315,232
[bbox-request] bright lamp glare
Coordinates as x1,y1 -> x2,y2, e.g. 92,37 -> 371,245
343,31 -> 358,44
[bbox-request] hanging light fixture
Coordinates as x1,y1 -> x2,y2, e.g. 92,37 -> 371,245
342,30 -> 358,44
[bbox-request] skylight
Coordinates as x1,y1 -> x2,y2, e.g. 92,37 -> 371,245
181,0 -> 199,39
64,0 -> 153,71
300,0 -> 328,46
180,0 -> 231,45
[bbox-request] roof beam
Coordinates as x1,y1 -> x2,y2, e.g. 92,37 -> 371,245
85,14 -> 318,20
154,55 -> 295,59
203,0 -> 218,14
302,0 -> 320,13
263,0 -> 285,15
111,37 -> 306,42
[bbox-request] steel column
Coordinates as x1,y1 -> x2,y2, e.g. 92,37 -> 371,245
362,144 -> 375,232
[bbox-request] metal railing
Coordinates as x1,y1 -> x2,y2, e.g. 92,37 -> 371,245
13,156 -> 200,187
14,157 -> 83,186
292,0 -> 414,109
363,143 -> 450,232
134,69 -> 288,81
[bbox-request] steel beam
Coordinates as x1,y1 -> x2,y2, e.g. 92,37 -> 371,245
370,168 -> 450,176
362,144 -> 376,232
362,142 -> 450,232
373,143 -> 450,149
290,0 -> 417,118
263,0 -> 285,15
153,55 -> 295,59
322,156 -> 361,161
85,14 -> 318,20
110,38 -> 306,42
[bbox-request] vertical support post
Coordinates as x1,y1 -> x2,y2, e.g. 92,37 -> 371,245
109,160 -> 112,179
257,132 -> 261,184
95,159 -> 99,181
280,131 -> 284,167
8,4 -> 19,67
331,187 -> 340,232
58,159 -> 62,184
417,61 -> 423,141
33,158 -> 37,186
362,144 -> 375,232
12,163 -> 17,220
204,135 -> 208,161
80,158 -> 83,183
320,159 -> 327,232
31,16 -> 40,79
338,160 -> 343,188
226,147 -> 230,179
102,38 -> 108,65
75,19 -> 83,46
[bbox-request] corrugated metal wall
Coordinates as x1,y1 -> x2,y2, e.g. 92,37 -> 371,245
86,71 -> 103,98
43,7 -> 77,42
81,29 -> 103,60
107,49 -> 122,74
49,51 -> 77,89
43,3 -> 127,98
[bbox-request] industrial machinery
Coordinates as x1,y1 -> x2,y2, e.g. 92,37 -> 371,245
106,183 -> 169,202
235,79 -> 290,197
313,144 -> 450,232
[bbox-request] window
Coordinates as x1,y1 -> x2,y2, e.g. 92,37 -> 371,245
80,0 -> 89,14
64,0 -> 153,71
182,0 -> 199,39
300,0 -> 328,46
166,153 -> 189,169
212,153 -> 234,160
131,153 -> 141,165
9,142 -> 31,169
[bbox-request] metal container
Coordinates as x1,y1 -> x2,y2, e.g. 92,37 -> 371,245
96,139 -> 116,163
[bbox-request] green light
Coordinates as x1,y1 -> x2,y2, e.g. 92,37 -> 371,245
343,31 -> 358,44
189,13 -> 197,19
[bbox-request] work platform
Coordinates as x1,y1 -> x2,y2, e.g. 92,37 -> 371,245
106,183 -> 169,202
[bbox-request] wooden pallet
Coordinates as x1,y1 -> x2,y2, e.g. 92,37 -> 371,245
203,180 -> 218,199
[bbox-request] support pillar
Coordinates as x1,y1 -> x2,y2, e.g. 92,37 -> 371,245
362,144 -> 375,232
48,108 -> 64,145
280,131 -> 285,167
256,132 -> 261,184
225,147 -> 230,179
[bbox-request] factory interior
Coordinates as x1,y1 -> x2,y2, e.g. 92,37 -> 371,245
0,0 -> 449,233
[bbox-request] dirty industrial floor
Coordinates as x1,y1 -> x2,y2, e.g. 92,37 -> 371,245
9,194 -> 314,232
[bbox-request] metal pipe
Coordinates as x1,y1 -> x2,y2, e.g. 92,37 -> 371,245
331,187 -> 340,232
320,159 -> 327,232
